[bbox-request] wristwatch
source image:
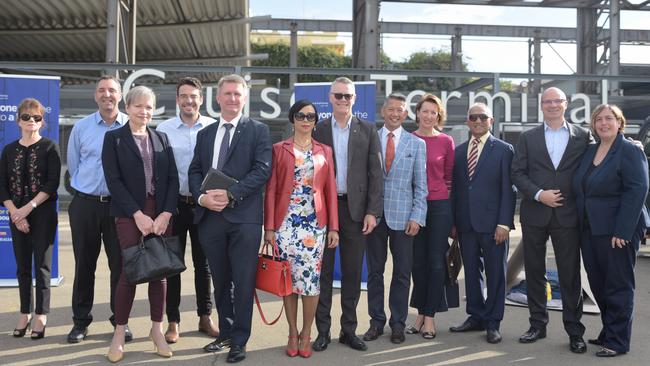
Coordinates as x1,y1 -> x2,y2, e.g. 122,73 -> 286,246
226,190 -> 236,208
30,201 -> 37,209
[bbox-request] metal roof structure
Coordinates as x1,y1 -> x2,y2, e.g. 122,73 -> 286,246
392,0 -> 650,10
0,0 -> 264,83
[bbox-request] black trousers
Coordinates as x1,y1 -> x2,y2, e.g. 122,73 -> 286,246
165,200 -> 213,323
366,219 -> 413,331
68,194 -> 121,327
198,211 -> 260,347
316,198 -> 367,335
522,211 -> 585,337
10,200 -> 57,315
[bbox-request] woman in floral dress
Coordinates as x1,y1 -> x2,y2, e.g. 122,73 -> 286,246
264,100 -> 339,358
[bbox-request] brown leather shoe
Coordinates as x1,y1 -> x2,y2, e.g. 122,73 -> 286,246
198,315 -> 219,338
165,322 -> 179,344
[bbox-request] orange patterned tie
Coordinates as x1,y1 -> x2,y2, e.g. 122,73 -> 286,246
467,138 -> 480,179
385,132 -> 395,172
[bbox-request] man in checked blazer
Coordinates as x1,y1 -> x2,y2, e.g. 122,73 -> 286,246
449,103 -> 515,344
363,93 -> 427,345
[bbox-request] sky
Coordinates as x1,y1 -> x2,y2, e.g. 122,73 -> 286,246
250,0 -> 650,75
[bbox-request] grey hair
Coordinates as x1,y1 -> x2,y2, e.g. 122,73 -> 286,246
330,76 -> 355,93
97,75 -> 122,93
468,102 -> 493,118
217,74 -> 248,95
125,85 -> 156,108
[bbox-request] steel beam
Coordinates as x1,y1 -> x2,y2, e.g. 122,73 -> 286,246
610,0 -> 621,95
105,0 -> 120,76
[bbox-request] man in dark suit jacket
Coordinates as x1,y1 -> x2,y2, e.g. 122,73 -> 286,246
311,77 -> 383,352
511,87 -> 593,354
449,103 -> 515,344
188,74 -> 272,363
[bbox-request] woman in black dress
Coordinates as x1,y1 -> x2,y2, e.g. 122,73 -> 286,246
0,98 -> 61,340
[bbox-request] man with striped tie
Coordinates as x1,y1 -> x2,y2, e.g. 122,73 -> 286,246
449,103 -> 516,344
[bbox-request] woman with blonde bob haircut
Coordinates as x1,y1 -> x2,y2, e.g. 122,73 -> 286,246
572,104 -> 649,357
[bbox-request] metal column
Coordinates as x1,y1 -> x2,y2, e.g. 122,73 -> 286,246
609,0 -> 621,95
352,0 -> 379,74
451,28 -> 462,88
126,0 -> 137,65
289,21 -> 298,88
577,7 -> 598,94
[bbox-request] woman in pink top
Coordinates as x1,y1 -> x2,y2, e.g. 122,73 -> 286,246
406,94 -> 458,339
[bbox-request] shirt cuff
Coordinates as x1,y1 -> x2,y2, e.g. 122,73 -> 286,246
497,224 -> 510,231
197,194 -> 205,207
534,189 -> 543,202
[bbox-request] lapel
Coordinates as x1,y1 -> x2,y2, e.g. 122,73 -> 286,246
347,117 -> 360,169
148,127 -> 163,173
312,140 -> 325,173
120,122 -> 142,161
223,116 -> 247,166
557,123 -> 578,170
457,140 -> 469,180
204,122 -> 218,168
387,129 -> 409,176
586,133 -> 623,192
472,134 -> 494,180
281,138 -> 295,156
534,124 -> 555,170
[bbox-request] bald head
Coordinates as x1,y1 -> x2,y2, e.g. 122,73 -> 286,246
540,87 -> 568,127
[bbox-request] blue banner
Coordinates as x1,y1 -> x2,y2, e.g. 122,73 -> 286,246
0,74 -> 61,286
294,81 -> 376,289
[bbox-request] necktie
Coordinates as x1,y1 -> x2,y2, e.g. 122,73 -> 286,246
385,132 -> 395,172
467,138 -> 480,179
217,123 -> 233,170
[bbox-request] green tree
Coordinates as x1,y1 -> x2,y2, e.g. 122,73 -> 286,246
392,49 -> 469,92
251,43 -> 352,87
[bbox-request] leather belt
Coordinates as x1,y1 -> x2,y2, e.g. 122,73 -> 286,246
178,195 -> 195,205
76,191 -> 111,203
337,194 -> 348,201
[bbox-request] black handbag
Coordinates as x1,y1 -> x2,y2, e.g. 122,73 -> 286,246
446,238 -> 463,285
122,235 -> 186,285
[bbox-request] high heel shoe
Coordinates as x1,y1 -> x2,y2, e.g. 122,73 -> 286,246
13,316 -> 32,337
298,334 -> 312,358
286,336 -> 299,357
30,325 -> 46,340
405,324 -> 423,335
150,331 -> 173,358
107,347 -> 124,363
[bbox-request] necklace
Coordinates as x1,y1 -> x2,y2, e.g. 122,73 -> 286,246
294,139 -> 312,149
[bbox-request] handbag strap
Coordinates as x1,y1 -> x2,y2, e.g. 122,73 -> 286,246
260,241 -> 280,260
253,290 -> 284,326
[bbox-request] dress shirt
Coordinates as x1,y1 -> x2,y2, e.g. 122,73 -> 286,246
67,111 -> 127,195
380,126 -> 403,162
332,115 -> 352,194
534,121 -> 570,201
211,114 -> 241,169
157,115 -> 215,196
466,131 -> 490,160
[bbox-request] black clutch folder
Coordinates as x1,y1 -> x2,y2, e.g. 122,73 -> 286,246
200,168 -> 238,193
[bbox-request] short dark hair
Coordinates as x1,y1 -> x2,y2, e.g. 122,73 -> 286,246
176,77 -> 203,96
384,93 -> 406,106
288,99 -> 318,124
96,75 -> 122,92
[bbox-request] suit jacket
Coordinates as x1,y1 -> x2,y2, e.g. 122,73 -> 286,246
511,123 -> 594,227
378,129 -> 427,230
102,123 -> 179,218
188,116 -> 272,225
573,133 -> 650,241
264,139 -> 338,231
312,116 -> 383,222
452,134 -> 515,233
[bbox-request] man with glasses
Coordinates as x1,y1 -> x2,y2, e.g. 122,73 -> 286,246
363,93 -> 427,345
511,87 -> 592,353
448,103 -> 515,344
66,75 -> 132,343
312,77 -> 383,352
156,77 -> 219,343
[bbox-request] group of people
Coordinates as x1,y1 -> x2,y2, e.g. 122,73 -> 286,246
1,73 -> 647,363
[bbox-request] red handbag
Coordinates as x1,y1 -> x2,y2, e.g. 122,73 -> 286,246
254,241 -> 293,325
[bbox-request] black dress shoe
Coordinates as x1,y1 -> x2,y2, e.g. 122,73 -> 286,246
518,327 -> 546,343
67,326 -> 88,343
390,329 -> 405,344
203,337 -> 232,352
449,319 -> 484,332
226,345 -> 246,363
312,332 -> 331,352
339,332 -> 368,351
596,347 -> 621,357
588,338 -> 603,346
569,336 -> 587,354
363,326 -> 384,341
487,329 -> 502,344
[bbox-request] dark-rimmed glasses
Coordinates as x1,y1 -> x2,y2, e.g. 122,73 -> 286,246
294,112 -> 317,122
19,114 -> 43,122
331,93 -> 354,101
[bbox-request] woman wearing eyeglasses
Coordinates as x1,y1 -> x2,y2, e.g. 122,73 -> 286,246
406,94 -> 457,339
0,98 -> 61,340
264,99 -> 339,358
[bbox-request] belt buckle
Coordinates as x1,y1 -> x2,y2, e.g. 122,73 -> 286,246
99,195 -> 110,203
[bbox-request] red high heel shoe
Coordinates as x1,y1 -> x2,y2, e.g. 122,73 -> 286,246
286,336 -> 299,357
298,334 -> 312,358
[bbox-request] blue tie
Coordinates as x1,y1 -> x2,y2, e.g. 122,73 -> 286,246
217,123 -> 233,170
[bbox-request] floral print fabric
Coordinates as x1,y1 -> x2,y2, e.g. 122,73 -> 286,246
276,149 -> 326,296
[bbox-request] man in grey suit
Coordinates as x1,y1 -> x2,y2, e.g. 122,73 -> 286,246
312,77 -> 383,352
363,93 -> 427,344
511,87 -> 592,353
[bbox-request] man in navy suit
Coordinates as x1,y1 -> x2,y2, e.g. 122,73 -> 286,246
363,93 -> 427,344
449,103 -> 515,344
188,74 -> 272,363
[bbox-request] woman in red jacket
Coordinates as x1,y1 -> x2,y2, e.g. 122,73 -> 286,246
264,99 -> 339,358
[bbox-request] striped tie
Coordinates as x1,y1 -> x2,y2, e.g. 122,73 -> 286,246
467,138 -> 480,179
